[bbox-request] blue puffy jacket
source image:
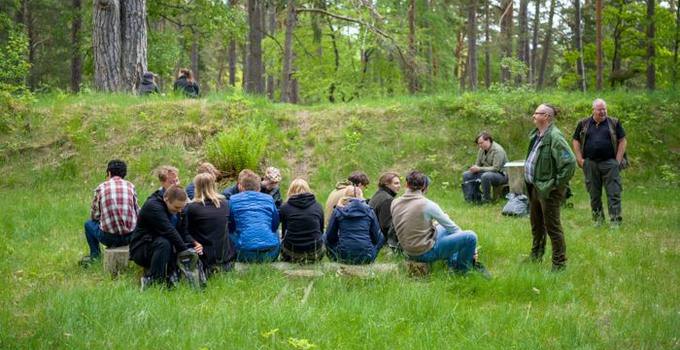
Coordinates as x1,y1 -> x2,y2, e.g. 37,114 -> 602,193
325,198 -> 384,263
229,191 -> 280,251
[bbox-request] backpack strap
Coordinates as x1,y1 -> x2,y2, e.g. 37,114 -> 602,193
578,116 -> 592,156
606,117 -> 620,155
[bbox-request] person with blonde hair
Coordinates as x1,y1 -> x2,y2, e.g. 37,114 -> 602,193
173,68 -> 200,98
325,186 -> 384,264
229,169 -> 280,262
186,162 -> 220,200
279,179 -> 324,263
183,173 -> 235,276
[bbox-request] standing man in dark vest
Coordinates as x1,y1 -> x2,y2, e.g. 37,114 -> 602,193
572,99 -> 627,228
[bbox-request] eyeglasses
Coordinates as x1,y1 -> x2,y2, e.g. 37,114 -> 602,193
533,112 -> 546,116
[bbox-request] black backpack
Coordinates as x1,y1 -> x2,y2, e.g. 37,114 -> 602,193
462,179 -> 482,204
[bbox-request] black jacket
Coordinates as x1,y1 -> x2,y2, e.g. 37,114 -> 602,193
173,76 -> 200,97
280,193 -> 324,253
368,187 -> 397,236
130,190 -> 196,258
138,77 -> 160,95
183,199 -> 235,270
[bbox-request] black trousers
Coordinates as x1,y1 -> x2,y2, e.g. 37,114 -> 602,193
131,236 -> 177,281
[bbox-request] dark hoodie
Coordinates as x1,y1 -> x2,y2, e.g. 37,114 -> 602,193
139,74 -> 160,95
173,76 -> 200,98
325,198 -> 383,263
280,193 -> 324,253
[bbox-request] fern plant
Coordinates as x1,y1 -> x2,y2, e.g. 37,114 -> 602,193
205,122 -> 268,175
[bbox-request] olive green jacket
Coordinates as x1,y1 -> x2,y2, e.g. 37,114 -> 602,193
526,124 -> 576,199
475,141 -> 509,173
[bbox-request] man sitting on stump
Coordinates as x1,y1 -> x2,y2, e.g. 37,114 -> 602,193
130,185 -> 204,290
80,159 -> 139,267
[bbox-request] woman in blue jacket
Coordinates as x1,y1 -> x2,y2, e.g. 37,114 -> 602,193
325,186 -> 384,264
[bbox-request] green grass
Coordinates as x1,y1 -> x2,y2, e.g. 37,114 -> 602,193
0,92 -> 678,349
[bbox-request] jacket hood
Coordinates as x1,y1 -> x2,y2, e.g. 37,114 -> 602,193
287,193 -> 317,209
334,180 -> 352,190
336,198 -> 371,218
141,77 -> 155,85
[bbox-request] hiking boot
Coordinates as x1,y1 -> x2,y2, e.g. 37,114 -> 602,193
177,249 -> 201,290
610,218 -> 622,229
592,210 -> 605,227
166,270 -> 180,289
78,256 -> 97,268
473,260 -> 492,280
551,264 -> 566,272
140,276 -> 155,291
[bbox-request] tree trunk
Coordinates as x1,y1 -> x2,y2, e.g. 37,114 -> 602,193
646,0 -> 656,90
228,0 -> 238,87
71,0 -> 83,93
267,2 -> 276,100
499,0 -> 513,84
530,0 -> 541,85
537,0 -> 555,88
610,0 -> 625,88
93,0 -> 123,92
408,0 -> 418,94
191,30 -> 199,85
281,0 -> 296,103
673,0 -> 680,89
485,0 -> 491,88
596,0 -> 603,91
467,0 -> 478,90
574,0 -> 585,91
120,0 -> 147,93
517,0 -> 529,84
245,0 -> 264,94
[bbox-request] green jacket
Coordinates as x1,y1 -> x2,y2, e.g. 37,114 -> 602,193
526,124 -> 576,199
475,141 -> 509,173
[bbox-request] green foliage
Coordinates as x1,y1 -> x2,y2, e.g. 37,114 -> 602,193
147,31 -> 182,79
205,122 -> 269,175
0,26 -> 31,94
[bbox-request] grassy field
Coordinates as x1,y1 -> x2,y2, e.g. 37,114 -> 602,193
0,92 -> 678,349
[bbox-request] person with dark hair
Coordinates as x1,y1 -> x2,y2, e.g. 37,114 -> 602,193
220,166 -> 283,210
462,131 -> 509,203
324,171 -> 370,225
79,160 -> 139,267
368,171 -> 401,249
280,179 -> 325,263
229,169 -> 281,262
130,186 -> 205,290
173,68 -> 200,98
139,72 -> 160,95
391,170 -> 490,278
572,98 -> 627,228
524,104 -> 575,271
325,186 -> 384,264
184,173 -> 235,276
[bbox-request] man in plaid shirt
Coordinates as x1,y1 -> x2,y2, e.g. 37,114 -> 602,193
80,160 -> 139,266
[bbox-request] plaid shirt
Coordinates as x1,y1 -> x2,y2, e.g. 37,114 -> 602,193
90,176 -> 139,235
524,135 -> 544,184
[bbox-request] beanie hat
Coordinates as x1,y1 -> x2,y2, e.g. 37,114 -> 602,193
264,167 -> 281,183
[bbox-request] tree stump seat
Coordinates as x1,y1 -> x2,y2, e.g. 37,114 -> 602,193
104,245 -> 130,276
493,183 -> 510,201
402,260 -> 431,277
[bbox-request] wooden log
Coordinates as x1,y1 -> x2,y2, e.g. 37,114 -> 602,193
403,260 -> 430,277
103,245 -> 129,276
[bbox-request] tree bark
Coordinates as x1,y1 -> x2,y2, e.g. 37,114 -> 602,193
267,2 -> 276,100
485,0 -> 491,88
574,0 -> 585,91
467,0 -> 478,90
71,0 -> 83,93
530,0 -> 541,85
93,0 -> 123,92
281,0 -> 296,103
517,0 -> 529,84
596,0 -> 603,91
228,0 -> 238,87
408,0 -> 418,94
499,0 -> 513,84
537,0 -> 555,88
646,0 -> 656,90
610,0 -> 625,88
245,0 -> 265,94
191,29 -> 199,85
120,0 -> 147,93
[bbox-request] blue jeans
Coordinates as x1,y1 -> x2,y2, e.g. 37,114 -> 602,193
84,219 -> 130,258
236,245 -> 280,263
463,171 -> 508,201
409,225 -> 477,273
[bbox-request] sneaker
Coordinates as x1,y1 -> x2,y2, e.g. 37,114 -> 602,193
78,256 -> 96,268
177,249 -> 201,290
473,260 -> 492,280
140,276 -> 154,291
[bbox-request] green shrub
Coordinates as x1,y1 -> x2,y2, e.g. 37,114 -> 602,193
205,122 -> 268,176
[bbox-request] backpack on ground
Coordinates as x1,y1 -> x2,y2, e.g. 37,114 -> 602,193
462,179 -> 482,204
502,193 -> 529,217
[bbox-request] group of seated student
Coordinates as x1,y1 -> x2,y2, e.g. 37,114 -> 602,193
80,160 -> 491,291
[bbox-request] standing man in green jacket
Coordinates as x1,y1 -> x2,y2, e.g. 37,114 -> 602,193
524,104 -> 576,271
